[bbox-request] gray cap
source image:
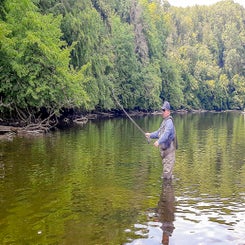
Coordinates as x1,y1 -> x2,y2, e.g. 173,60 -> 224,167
162,101 -> 170,110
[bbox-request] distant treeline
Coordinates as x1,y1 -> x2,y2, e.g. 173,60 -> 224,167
0,0 -> 244,123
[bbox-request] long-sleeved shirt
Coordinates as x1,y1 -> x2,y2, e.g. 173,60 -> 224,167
150,117 -> 175,148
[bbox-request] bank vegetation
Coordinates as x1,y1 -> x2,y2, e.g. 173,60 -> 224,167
0,0 -> 244,131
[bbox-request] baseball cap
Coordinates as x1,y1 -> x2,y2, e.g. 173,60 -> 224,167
162,101 -> 170,110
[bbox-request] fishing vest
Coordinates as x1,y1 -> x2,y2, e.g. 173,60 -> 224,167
158,116 -> 178,150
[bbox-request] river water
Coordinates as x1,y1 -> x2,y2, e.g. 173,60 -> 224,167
0,112 -> 244,245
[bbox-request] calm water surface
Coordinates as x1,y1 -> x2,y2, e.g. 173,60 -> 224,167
0,112 -> 244,245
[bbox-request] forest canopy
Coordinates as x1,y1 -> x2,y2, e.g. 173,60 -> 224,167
0,0 -> 244,124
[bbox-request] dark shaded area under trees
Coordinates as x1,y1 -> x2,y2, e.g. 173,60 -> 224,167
0,0 -> 244,131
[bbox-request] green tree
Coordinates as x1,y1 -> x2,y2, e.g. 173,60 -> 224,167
167,0 -> 245,110
110,15 -> 141,109
230,75 -> 245,109
0,0 -> 89,123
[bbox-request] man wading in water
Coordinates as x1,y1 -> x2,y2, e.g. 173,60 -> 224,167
145,101 -> 177,180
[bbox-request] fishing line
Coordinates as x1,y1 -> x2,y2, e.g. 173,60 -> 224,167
111,89 -> 150,142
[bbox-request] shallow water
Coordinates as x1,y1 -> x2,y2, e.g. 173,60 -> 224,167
0,112 -> 244,244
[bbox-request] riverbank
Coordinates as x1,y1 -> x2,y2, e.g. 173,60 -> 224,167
0,109 -> 243,140
0,109 -> 168,135
0,109 -> 149,139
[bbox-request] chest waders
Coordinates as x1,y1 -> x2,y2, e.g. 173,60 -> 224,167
159,116 -> 177,180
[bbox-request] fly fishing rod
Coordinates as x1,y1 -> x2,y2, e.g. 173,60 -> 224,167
111,89 -> 150,142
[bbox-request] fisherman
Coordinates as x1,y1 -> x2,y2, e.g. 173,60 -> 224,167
145,101 -> 177,180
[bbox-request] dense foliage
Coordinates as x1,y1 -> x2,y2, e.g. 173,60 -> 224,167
0,0 -> 244,123
167,0 -> 245,110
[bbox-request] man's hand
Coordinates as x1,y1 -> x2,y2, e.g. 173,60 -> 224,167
154,141 -> 159,147
145,132 -> 151,138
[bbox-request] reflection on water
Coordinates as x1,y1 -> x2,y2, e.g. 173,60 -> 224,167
126,180 -> 175,245
0,112 -> 245,244
159,181 -> 175,245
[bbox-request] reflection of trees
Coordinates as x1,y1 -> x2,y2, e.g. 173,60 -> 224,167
158,180 -> 175,245
174,112 -> 244,197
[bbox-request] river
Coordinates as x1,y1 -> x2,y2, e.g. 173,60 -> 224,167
0,111 -> 244,245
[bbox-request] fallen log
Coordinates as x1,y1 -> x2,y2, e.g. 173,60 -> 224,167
0,126 -> 21,134
73,117 -> 88,125
0,125 -> 46,138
